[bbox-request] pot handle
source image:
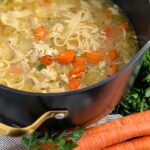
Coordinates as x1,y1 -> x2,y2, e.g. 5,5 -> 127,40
0,110 -> 68,137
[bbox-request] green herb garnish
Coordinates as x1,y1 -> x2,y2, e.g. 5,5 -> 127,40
21,132 -> 40,150
21,127 -> 85,150
38,64 -> 46,71
114,49 -> 150,115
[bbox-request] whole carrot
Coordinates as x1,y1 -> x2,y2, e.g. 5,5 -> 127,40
86,110 -> 150,134
104,136 -> 150,150
75,121 -> 150,150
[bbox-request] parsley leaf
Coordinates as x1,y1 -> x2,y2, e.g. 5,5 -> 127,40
21,127 -> 85,150
43,133 -> 53,143
21,133 -> 40,149
114,49 -> 150,115
56,139 -> 66,150
38,64 -> 46,71
68,127 -> 85,142
65,143 -> 78,150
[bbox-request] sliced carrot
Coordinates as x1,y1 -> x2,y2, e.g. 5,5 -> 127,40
111,64 -> 119,75
85,52 -> 104,63
55,50 -> 75,64
40,55 -> 53,65
104,136 -> 150,150
70,66 -> 86,75
71,57 -> 85,79
42,0 -> 51,6
108,49 -> 119,61
41,143 -> 51,150
102,27 -> 113,38
70,72 -> 83,79
10,64 -> 23,75
72,57 -> 85,68
118,23 -> 129,30
0,24 -> 4,32
34,27 -> 48,41
102,11 -> 112,19
70,56 -> 85,80
22,5 -> 28,10
68,79 -> 80,90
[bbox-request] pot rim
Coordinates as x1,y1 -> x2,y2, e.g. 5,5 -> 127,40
0,41 -> 150,97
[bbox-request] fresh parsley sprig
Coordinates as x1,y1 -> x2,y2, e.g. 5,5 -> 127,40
21,132 -> 40,150
38,64 -> 46,71
21,127 -> 85,150
114,49 -> 150,115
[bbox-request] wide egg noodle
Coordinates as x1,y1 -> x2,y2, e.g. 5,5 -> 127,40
51,1 -> 103,52
1,10 -> 32,29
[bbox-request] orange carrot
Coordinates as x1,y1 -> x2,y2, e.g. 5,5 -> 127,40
75,121 -> 150,150
68,79 -> 80,90
10,64 -> 23,75
40,55 -> 53,65
70,57 -> 85,79
34,27 -> 48,41
72,57 -> 85,68
42,0 -> 51,6
103,27 -> 113,38
118,23 -> 129,30
104,136 -> 150,150
70,72 -> 83,79
102,11 -> 112,19
107,49 -> 118,61
86,110 -> 150,134
111,64 -> 119,75
85,52 -> 104,63
55,50 -> 75,64
0,24 -> 4,32
70,66 -> 86,75
41,143 -> 51,150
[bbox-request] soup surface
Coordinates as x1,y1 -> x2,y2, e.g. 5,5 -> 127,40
0,0 -> 138,93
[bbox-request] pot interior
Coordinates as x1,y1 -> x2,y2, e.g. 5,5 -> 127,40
113,0 -> 150,48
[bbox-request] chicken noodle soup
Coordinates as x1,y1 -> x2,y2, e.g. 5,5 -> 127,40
0,0 -> 138,93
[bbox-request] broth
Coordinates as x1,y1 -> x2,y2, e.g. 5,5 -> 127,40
0,0 -> 138,93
